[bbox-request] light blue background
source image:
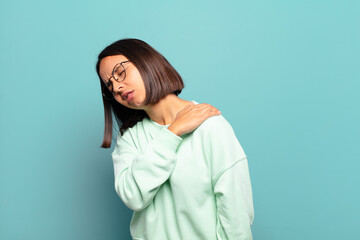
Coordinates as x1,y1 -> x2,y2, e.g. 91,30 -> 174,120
1,0 -> 359,239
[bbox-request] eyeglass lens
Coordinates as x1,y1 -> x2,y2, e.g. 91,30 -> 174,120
102,62 -> 128,100
113,63 -> 126,82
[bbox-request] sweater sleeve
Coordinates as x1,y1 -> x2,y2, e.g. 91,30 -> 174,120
204,115 -> 254,240
214,157 -> 255,240
111,127 -> 183,211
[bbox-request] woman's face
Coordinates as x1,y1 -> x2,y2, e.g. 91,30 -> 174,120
99,55 -> 146,109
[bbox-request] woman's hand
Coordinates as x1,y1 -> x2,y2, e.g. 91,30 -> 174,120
168,102 -> 221,136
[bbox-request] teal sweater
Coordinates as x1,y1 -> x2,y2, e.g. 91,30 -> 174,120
111,100 -> 254,240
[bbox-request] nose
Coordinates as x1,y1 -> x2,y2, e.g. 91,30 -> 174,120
112,79 -> 124,94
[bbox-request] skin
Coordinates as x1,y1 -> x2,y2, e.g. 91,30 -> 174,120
99,55 -> 221,136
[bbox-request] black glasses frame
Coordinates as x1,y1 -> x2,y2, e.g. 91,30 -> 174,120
102,60 -> 130,100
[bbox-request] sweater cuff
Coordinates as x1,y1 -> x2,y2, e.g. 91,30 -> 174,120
157,127 -> 183,152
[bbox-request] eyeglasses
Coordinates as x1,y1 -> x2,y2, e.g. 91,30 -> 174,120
102,60 -> 130,100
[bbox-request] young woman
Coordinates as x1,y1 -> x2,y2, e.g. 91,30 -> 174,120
96,38 -> 254,240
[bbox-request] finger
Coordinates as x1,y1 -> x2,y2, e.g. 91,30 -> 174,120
209,105 -> 220,112
198,108 -> 221,120
198,105 -> 219,113
199,104 -> 218,111
193,103 -> 211,110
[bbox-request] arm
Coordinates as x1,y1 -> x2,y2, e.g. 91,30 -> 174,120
204,115 -> 254,239
112,127 -> 182,211
214,156 -> 255,240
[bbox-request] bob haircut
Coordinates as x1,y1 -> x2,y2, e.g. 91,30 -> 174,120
96,38 -> 185,148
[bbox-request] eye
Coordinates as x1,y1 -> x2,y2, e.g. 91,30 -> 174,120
113,64 -> 126,81
115,69 -> 125,80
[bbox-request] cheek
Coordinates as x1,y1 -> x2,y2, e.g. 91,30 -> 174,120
136,86 -> 146,101
136,79 -> 146,97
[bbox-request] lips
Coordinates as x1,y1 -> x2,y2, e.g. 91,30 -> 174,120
122,90 -> 133,100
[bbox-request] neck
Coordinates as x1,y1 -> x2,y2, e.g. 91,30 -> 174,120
143,94 -> 192,126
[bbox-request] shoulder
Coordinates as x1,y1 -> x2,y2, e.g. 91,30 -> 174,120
197,114 -> 247,177
191,100 -> 234,134
116,122 -> 138,142
197,113 -> 245,154
197,114 -> 235,136
113,118 -> 146,151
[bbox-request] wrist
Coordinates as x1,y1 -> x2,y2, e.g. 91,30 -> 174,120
167,125 -> 181,137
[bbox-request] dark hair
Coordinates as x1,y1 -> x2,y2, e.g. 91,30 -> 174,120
96,38 -> 185,148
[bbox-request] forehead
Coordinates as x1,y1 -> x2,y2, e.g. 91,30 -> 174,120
99,55 -> 129,82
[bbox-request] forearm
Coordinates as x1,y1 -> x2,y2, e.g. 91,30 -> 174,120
113,127 -> 183,211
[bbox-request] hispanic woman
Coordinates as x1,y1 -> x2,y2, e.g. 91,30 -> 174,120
96,38 -> 254,240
